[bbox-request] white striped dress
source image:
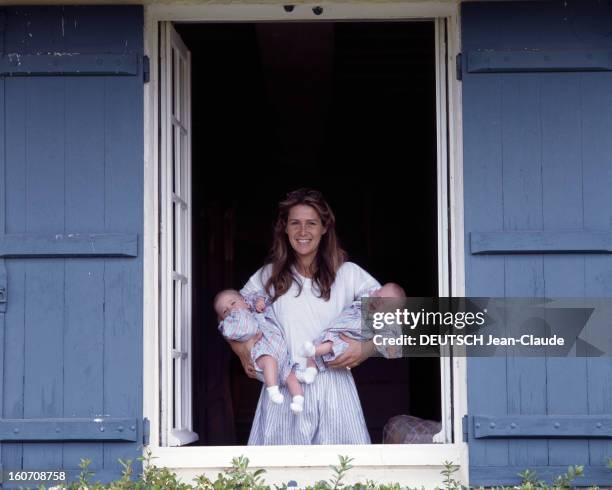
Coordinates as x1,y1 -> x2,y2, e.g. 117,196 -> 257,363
242,262 -> 380,445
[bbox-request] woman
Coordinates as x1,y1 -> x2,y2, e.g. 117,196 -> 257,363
230,188 -> 379,445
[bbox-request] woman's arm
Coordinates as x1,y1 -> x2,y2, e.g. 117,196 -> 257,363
228,332 -> 262,379
239,266 -> 269,298
353,268 -> 381,301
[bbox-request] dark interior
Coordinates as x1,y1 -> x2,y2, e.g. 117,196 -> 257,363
176,21 -> 440,445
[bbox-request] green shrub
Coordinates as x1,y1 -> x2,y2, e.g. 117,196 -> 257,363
35,450 -> 607,490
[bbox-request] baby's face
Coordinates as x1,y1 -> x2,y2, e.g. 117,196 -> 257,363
215,292 -> 249,319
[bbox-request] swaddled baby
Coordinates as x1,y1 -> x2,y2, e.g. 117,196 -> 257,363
215,289 -> 304,413
298,283 -> 406,379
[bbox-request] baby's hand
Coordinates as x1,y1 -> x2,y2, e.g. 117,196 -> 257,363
255,297 -> 266,312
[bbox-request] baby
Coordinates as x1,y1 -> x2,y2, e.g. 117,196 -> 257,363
300,282 -> 406,372
215,289 -> 305,413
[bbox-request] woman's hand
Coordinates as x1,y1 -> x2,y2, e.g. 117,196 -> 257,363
228,331 -> 262,379
326,335 -> 376,370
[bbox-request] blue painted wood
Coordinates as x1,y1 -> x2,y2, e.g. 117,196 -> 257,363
467,48 -> 612,73
0,39 -> 5,477
4,7 -> 142,55
63,75 -> 107,470
463,69 -> 509,469
463,1 -> 612,486
3,76 -> 27,477
581,71 -> 612,469
470,466 -> 612,487
0,6 -> 143,478
0,233 -> 137,257
500,73 -> 547,470
471,231 -> 612,254
22,75 -> 65,471
0,418 -> 139,441
473,415 -> 612,438
0,54 -> 139,76
462,1 -> 612,51
102,42 -> 144,470
541,72 -> 590,468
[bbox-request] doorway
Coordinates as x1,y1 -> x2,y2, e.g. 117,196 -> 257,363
172,20 -> 441,446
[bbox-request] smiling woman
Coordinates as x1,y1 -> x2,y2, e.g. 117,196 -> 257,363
227,188 -> 382,445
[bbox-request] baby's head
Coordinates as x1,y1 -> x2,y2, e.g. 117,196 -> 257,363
369,282 -> 406,311
214,289 -> 249,320
372,283 -> 405,299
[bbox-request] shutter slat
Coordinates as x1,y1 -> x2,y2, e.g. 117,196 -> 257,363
0,418 -> 139,442
471,230 -> 612,254
0,233 -> 137,257
0,54 -> 139,76
467,48 -> 612,73
472,415 -> 612,438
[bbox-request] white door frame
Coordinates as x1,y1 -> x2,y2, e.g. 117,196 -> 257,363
142,2 -> 466,484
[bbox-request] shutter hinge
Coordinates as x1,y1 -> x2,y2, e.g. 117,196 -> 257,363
462,415 -> 469,442
0,259 -> 7,313
143,55 -> 150,84
456,52 -> 463,81
143,417 -> 150,445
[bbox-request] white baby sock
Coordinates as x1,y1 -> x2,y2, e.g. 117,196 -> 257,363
290,395 -> 304,414
295,368 -> 315,384
266,385 -> 284,404
301,340 -> 316,357
300,366 -> 318,384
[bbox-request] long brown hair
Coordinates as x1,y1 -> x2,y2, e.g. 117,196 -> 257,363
264,188 -> 347,301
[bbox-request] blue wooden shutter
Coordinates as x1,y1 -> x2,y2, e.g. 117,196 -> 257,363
0,6 -> 143,485
462,1 -> 612,486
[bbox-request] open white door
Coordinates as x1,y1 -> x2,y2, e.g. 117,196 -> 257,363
160,22 -> 197,446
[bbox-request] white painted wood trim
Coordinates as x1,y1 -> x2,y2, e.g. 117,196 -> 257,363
143,5 -> 161,452
152,443 -> 463,468
151,443 -> 465,488
184,44 -> 195,446
435,18 -> 450,302
434,17 -> 452,445
446,0 -> 465,301
159,21 -> 171,448
147,2 -> 456,22
445,9 -> 469,485
142,2 -> 468,484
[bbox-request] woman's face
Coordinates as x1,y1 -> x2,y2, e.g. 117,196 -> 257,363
285,204 -> 327,263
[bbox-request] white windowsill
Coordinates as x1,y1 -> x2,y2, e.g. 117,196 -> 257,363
150,443 -> 466,469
